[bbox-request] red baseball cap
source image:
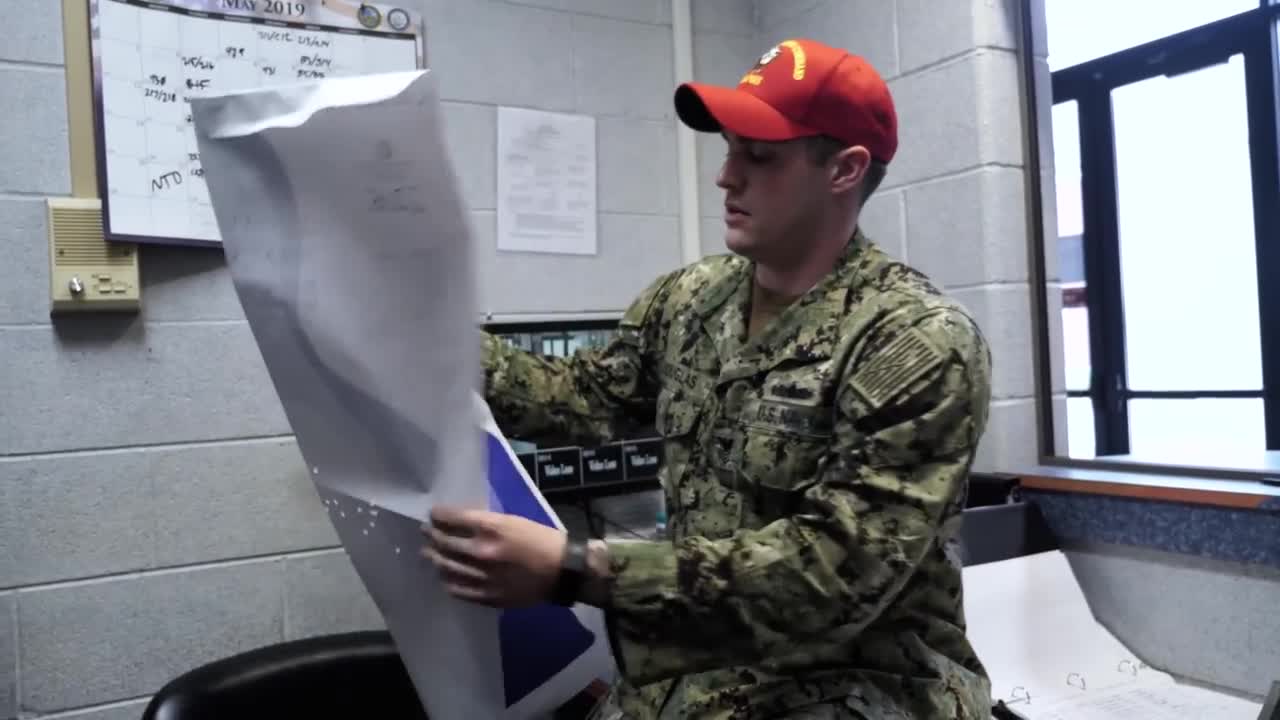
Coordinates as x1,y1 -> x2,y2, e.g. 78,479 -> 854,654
675,38 -> 898,164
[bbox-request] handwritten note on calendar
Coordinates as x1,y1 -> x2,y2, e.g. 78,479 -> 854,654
90,0 -> 422,246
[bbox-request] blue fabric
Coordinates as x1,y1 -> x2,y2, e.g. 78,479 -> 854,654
486,432 -> 597,707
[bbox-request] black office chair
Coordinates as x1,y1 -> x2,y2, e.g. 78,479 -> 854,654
141,629 -> 604,720
141,631 -> 429,720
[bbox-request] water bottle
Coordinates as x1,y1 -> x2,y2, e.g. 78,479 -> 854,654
654,510 -> 668,540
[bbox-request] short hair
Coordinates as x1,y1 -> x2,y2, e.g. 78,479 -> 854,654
804,135 -> 887,203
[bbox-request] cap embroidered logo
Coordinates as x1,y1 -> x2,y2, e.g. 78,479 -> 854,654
741,40 -> 807,86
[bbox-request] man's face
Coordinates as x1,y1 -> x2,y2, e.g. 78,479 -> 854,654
715,131 -> 830,266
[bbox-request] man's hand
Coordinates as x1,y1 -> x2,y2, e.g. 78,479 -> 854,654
423,506 -> 566,608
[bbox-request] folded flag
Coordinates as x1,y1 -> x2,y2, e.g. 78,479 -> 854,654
315,397 -> 615,719
482,399 -> 616,714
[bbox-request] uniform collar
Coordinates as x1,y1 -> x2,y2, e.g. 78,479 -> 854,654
695,229 -> 887,384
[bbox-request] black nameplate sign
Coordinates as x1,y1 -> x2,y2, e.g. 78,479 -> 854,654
535,447 -> 582,490
582,444 -> 624,484
515,452 -> 539,484
622,439 -> 663,480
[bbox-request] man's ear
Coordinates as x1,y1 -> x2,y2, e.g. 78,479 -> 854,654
830,145 -> 871,196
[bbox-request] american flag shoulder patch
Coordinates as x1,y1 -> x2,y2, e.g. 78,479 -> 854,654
850,327 -> 945,408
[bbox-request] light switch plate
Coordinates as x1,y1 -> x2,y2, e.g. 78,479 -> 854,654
48,197 -> 141,314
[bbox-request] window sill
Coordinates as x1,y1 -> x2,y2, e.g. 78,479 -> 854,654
1020,461 -> 1280,511
1063,449 -> 1280,476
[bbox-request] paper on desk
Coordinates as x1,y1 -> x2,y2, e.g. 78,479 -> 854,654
189,70 -> 614,719
1026,680 -> 1265,720
962,550 -> 1261,719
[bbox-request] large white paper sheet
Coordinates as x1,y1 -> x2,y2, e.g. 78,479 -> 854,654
190,69 -> 614,719
963,550 -> 1262,718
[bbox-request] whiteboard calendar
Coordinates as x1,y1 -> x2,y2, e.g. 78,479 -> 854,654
89,0 -> 423,246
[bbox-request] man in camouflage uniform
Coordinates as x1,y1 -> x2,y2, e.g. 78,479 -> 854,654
426,38 -> 993,719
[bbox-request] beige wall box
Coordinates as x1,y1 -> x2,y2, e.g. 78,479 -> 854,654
48,198 -> 140,314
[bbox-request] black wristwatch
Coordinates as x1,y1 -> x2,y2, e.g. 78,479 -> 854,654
551,537 -> 589,606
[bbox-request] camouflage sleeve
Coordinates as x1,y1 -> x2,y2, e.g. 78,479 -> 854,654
599,306 -> 992,684
481,270 -> 680,447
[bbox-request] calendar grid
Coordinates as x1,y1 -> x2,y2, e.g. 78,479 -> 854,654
90,0 -> 421,246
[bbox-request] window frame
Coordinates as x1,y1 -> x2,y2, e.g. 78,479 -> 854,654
1028,1 -> 1280,476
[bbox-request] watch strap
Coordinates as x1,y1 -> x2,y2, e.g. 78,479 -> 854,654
551,537 -> 588,606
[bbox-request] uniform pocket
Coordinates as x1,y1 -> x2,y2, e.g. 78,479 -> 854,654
737,397 -> 834,522
740,399 -> 832,483
740,426 -> 830,491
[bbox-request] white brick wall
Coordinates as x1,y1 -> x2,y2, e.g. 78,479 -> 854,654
0,0 -> 1060,715
0,67 -> 70,196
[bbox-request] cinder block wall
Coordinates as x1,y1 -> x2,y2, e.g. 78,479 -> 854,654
0,1 -> 1060,717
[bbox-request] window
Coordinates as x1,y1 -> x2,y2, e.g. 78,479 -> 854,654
1053,101 -> 1088,390
1112,56 -> 1263,396
1044,0 -> 1259,71
1041,1 -> 1280,471
1053,100 -> 1096,459
1062,396 -> 1095,459
1128,398 -> 1267,459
